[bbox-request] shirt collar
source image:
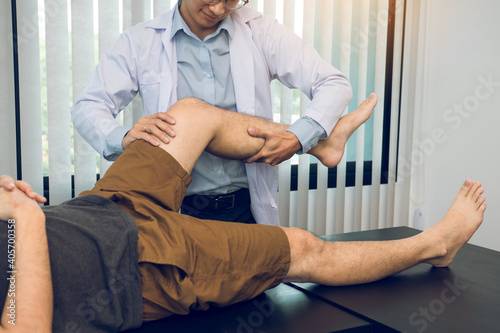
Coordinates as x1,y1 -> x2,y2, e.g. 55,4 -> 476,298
171,3 -> 235,41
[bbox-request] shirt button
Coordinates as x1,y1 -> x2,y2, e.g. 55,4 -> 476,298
206,73 -> 212,78
217,169 -> 222,174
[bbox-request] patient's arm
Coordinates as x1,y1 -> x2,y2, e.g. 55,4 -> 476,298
0,176 -> 52,332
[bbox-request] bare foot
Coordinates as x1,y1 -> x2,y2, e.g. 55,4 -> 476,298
310,93 -> 377,168
423,180 -> 486,267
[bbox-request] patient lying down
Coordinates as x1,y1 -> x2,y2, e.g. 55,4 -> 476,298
0,95 -> 485,332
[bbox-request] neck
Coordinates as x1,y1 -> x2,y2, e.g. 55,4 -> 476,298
180,6 -> 220,40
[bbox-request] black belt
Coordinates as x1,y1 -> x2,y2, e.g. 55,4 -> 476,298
183,188 -> 250,212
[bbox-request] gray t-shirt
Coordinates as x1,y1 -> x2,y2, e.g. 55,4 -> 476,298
0,195 -> 143,332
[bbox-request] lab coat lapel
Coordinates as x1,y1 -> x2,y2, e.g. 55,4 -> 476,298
158,10 -> 178,112
230,17 -> 255,116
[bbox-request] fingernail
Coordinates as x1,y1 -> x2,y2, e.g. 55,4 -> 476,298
248,128 -> 254,134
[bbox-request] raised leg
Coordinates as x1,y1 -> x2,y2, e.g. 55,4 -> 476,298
156,94 -> 376,173
282,180 -> 486,285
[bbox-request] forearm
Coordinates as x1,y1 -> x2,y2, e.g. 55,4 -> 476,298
71,32 -> 140,160
304,74 -> 353,135
1,207 -> 52,332
71,101 -> 130,160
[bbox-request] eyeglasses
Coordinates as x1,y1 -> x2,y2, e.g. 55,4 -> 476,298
201,0 -> 249,10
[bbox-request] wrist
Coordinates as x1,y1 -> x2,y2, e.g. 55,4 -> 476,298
286,132 -> 302,152
13,203 -> 45,223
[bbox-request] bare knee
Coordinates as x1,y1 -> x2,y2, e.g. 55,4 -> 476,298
281,227 -> 325,283
172,97 -> 206,108
167,98 -> 221,134
168,97 -> 207,118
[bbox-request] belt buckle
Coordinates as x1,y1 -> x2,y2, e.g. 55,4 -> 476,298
214,194 -> 235,210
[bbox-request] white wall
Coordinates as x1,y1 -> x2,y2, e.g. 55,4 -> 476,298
418,0 -> 500,251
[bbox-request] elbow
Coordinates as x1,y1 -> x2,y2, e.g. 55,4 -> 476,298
337,72 -> 353,104
326,70 -> 353,106
344,80 -> 353,105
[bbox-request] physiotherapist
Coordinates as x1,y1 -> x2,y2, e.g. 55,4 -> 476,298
71,0 -> 352,225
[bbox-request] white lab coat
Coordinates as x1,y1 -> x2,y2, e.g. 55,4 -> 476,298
71,6 -> 352,225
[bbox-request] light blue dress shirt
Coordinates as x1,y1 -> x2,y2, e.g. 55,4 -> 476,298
173,5 -> 326,196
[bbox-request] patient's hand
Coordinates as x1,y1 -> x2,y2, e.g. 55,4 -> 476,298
0,175 -> 46,203
0,175 -> 45,221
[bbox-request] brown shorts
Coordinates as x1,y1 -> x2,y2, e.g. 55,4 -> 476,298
80,141 -> 291,321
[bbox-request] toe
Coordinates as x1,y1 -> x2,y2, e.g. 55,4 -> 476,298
360,93 -> 378,109
368,93 -> 378,107
472,186 -> 485,202
466,181 -> 481,198
476,195 -> 486,209
460,179 -> 473,195
470,181 -> 483,199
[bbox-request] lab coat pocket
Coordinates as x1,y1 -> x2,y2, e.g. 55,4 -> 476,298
138,72 -> 162,115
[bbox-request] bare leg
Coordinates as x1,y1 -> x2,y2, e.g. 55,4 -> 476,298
282,180 -> 486,285
156,94 -> 376,173
152,95 -> 487,288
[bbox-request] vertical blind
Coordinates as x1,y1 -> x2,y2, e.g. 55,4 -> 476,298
2,0 -> 415,235
0,1 -> 17,179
